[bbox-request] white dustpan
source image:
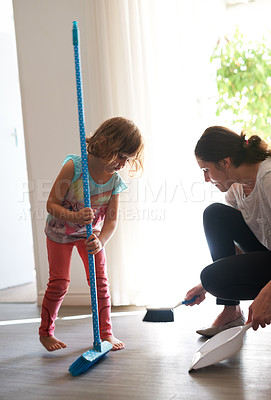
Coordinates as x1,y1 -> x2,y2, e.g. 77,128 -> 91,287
189,322 -> 252,371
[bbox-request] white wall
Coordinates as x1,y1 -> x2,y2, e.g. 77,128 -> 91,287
13,0 -> 92,304
0,0 -> 35,290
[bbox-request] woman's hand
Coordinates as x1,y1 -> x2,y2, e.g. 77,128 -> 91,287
247,281 -> 271,330
184,283 -> 206,306
86,233 -> 103,255
74,207 -> 94,225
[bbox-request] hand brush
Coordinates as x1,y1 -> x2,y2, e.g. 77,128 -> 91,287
143,295 -> 199,322
68,21 -> 113,377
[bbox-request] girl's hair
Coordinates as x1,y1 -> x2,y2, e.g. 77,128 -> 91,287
195,126 -> 271,167
86,117 -> 144,176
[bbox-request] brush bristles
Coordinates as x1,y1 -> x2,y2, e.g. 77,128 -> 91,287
143,309 -> 174,322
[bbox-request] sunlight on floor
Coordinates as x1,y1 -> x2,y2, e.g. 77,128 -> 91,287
0,309 -> 146,327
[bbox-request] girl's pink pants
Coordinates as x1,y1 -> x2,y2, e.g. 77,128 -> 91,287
39,238 -> 112,339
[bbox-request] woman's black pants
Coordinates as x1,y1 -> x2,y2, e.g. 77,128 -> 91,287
201,203 -> 271,306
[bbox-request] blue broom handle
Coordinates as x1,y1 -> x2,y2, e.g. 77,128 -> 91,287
72,21 -> 102,352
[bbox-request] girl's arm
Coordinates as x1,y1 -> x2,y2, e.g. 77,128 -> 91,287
86,193 -> 120,254
47,160 -> 93,225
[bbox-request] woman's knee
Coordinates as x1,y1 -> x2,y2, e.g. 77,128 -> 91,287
200,265 -> 211,292
201,257 -> 231,296
200,264 -> 219,293
203,203 -> 226,224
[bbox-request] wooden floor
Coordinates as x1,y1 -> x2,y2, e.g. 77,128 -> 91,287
0,301 -> 270,400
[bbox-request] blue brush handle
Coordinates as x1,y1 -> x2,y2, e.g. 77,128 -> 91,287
182,295 -> 199,305
72,21 -> 101,352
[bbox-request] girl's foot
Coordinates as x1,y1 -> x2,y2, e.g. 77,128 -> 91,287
103,335 -> 125,351
40,335 -> 67,351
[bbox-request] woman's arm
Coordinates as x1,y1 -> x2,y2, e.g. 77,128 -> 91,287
184,283 -> 206,306
47,160 -> 93,224
247,280 -> 271,330
86,194 -> 120,254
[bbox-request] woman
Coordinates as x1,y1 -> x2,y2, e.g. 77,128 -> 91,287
185,126 -> 271,336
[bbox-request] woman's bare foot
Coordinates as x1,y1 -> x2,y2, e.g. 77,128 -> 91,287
40,335 -> 67,351
212,305 -> 242,327
103,335 -> 125,351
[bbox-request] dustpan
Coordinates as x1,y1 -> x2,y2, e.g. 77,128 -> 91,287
189,322 -> 252,371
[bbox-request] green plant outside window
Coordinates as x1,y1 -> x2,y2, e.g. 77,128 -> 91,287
211,27 -> 271,142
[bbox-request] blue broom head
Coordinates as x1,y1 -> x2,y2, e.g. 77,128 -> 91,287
69,341 -> 113,376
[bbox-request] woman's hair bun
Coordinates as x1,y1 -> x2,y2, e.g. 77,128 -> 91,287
248,135 -> 262,146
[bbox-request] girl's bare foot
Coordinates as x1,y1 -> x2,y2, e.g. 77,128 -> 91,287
103,335 -> 125,351
40,335 -> 67,351
212,305 -> 242,327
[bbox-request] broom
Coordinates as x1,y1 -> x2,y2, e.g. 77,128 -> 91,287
143,295 -> 199,323
68,21 -> 113,377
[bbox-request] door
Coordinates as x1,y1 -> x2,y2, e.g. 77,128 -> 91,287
0,0 -> 35,289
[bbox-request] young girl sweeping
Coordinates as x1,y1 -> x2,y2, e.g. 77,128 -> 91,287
39,117 -> 144,352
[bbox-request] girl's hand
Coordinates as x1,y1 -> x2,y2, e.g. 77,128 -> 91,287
74,207 -> 94,225
184,283 -> 206,306
86,233 -> 103,255
247,281 -> 271,330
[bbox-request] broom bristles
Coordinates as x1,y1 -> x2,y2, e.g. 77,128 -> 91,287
68,341 -> 113,376
69,356 -> 93,376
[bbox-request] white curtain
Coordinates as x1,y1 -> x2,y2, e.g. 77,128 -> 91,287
84,0 -> 225,305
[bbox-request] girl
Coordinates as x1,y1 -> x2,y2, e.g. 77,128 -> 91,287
39,117 -> 144,351
185,126 -> 271,336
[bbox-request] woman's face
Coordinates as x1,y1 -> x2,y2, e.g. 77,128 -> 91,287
197,158 -> 233,192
